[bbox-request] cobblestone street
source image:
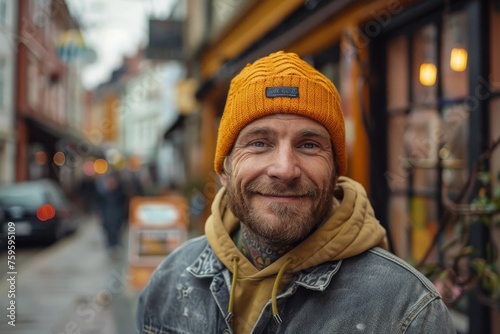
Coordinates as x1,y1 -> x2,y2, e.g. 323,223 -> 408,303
0,218 -> 140,334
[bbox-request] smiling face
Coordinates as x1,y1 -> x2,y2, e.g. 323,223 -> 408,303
219,114 -> 337,245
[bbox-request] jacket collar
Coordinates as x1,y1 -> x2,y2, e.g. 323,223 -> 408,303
294,260 -> 342,290
187,245 -> 225,277
187,244 -> 342,291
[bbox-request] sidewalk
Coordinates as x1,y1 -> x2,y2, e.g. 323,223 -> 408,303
0,218 -> 140,334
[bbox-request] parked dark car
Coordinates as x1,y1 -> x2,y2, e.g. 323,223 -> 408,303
0,179 -> 82,243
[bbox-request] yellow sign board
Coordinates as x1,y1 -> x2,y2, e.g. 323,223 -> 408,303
127,195 -> 188,290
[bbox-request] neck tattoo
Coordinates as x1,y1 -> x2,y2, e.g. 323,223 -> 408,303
234,225 -> 293,270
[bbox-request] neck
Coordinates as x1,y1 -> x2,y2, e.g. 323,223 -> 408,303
234,224 -> 294,270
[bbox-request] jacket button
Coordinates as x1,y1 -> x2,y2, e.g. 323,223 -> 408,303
222,330 -> 231,334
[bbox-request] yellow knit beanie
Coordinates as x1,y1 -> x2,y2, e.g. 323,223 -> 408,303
214,51 -> 346,176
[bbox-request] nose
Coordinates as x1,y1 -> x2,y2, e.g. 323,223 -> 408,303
266,145 -> 301,182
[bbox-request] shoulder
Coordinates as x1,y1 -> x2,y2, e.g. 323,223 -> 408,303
136,235 -> 212,331
138,235 -> 209,297
137,235 -> 210,308
342,247 -> 439,293
366,247 -> 440,291
333,248 -> 455,332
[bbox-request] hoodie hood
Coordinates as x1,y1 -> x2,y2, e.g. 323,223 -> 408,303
205,176 -> 387,332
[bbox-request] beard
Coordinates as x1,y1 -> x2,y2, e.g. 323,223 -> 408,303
225,176 -> 335,245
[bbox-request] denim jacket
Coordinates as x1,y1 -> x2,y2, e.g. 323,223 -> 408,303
136,236 -> 456,334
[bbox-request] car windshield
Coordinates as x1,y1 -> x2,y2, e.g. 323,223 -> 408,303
0,184 -> 46,209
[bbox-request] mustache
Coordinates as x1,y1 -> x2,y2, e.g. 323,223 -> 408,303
245,178 -> 319,198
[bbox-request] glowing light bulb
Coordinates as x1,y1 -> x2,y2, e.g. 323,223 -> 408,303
419,63 -> 437,86
450,48 -> 467,72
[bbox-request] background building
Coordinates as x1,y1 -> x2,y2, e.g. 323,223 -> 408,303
0,0 -> 17,184
14,0 -> 88,193
119,57 -> 185,189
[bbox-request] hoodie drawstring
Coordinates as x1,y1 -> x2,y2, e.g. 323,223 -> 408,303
226,256 -> 239,323
271,258 -> 293,324
226,257 -> 293,325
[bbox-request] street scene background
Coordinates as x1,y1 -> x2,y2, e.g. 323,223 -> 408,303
1,0 -> 500,333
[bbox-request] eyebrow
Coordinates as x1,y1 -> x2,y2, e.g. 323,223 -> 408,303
238,127 -> 331,142
238,127 -> 276,140
298,129 -> 331,140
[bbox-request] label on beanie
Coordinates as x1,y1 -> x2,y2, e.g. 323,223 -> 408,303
265,86 -> 299,98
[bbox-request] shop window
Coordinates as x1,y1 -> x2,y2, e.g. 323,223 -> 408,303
385,10 -> 470,265
387,35 -> 408,111
440,104 -> 469,196
412,24 -> 438,106
0,0 -> 6,26
404,107 -> 440,191
441,11 -> 468,99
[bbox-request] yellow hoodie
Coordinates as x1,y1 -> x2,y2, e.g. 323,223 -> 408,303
205,176 -> 388,333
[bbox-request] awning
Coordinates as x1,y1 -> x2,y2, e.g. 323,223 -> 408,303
195,0 -> 355,100
25,116 -> 104,157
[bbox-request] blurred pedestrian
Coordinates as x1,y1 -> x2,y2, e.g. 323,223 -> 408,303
95,171 -> 127,259
76,174 -> 97,216
120,168 -> 146,221
137,51 -> 456,333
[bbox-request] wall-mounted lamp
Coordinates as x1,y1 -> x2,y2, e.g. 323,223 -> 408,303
419,63 -> 437,86
450,47 -> 467,72
419,26 -> 437,86
449,13 -> 468,72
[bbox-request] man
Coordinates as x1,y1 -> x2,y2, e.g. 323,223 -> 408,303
95,171 -> 127,259
137,51 -> 456,333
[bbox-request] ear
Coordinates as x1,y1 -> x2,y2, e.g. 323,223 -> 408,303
219,169 -> 228,187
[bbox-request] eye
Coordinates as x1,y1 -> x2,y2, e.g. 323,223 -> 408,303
250,141 -> 266,148
298,141 -> 323,155
301,142 -> 318,149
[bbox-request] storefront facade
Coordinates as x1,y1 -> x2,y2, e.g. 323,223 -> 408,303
186,1 -> 500,332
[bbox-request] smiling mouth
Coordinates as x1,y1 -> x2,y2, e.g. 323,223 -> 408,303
257,193 -> 307,202
262,193 -> 305,197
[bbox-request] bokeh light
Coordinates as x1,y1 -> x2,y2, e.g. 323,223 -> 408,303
53,152 -> 66,166
34,151 -> 48,165
94,158 -> 109,174
419,63 -> 437,86
83,160 -> 96,176
37,204 -> 56,221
